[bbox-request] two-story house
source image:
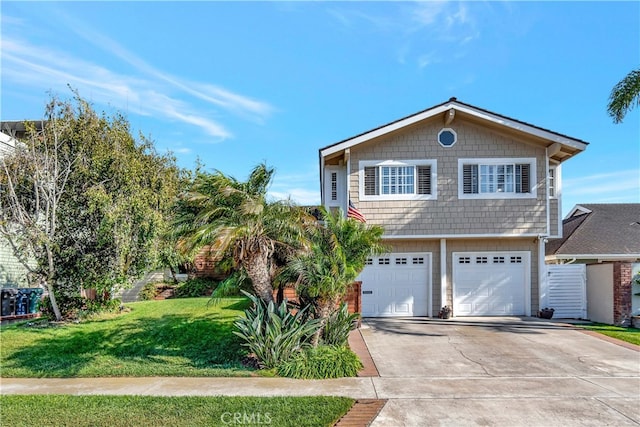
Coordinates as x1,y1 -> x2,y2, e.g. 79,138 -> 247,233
319,98 -> 587,317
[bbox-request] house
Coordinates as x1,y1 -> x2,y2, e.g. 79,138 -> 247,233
546,204 -> 640,325
319,97 -> 587,317
0,131 -> 36,288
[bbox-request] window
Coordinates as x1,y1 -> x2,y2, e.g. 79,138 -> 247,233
548,165 -> 557,198
360,160 -> 437,201
438,128 -> 457,147
458,158 -> 536,199
330,172 -> 338,201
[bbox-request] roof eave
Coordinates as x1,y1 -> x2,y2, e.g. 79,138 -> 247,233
319,100 -> 588,159
546,254 -> 640,262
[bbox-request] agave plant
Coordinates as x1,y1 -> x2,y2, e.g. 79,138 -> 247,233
233,291 -> 321,369
322,302 -> 359,347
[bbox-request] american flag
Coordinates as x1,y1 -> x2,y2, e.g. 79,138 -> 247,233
347,200 -> 366,223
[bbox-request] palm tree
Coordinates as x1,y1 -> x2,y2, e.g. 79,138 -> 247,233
175,163 -> 310,303
288,207 -> 386,345
607,68 -> 640,123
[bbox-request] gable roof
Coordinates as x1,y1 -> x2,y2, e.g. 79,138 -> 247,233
546,204 -> 640,261
319,97 -> 588,163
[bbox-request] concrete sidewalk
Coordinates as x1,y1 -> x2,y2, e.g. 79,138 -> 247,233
2,374 -> 638,400
2,375 -> 639,425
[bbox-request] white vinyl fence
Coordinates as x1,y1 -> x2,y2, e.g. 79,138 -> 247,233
544,264 -> 587,319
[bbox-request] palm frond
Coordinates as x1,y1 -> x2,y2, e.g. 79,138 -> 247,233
608,68 -> 640,124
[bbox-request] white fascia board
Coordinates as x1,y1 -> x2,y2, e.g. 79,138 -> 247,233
452,104 -> 588,151
320,101 -> 587,159
546,254 -> 640,261
382,233 -> 541,240
320,104 -> 452,158
565,204 -> 592,219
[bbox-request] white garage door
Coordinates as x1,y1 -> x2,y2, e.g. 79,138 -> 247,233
453,252 -> 529,316
357,253 -> 430,317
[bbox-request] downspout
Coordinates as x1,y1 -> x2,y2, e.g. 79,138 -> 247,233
545,147 -> 551,237
556,163 -> 563,237
538,235 -> 550,314
440,238 -> 447,314
345,148 -> 350,216
319,154 -> 325,208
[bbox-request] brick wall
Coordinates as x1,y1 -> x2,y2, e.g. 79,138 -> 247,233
272,281 -> 362,316
613,262 -> 633,326
192,246 -> 226,280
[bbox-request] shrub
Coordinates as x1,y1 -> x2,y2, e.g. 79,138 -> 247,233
233,292 -> 321,369
174,278 -> 215,298
138,283 -> 159,301
277,345 -> 363,379
322,303 -> 359,346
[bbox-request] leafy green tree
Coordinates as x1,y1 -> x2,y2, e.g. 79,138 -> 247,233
175,164 -> 311,304
607,68 -> 640,123
0,94 -> 180,319
287,207 -> 386,345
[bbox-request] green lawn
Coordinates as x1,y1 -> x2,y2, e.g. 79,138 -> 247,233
0,395 -> 354,427
0,297 -> 255,377
579,323 -> 640,346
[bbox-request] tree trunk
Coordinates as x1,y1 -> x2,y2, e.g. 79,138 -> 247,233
45,245 -> 63,321
311,297 -> 337,347
243,250 -> 274,304
45,281 -> 62,321
169,266 -> 178,284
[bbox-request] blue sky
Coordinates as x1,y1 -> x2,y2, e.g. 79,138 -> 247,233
2,1 -> 639,215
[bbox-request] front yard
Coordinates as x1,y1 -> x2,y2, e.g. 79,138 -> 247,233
577,323 -> 640,346
0,395 -> 354,427
0,298 -> 254,377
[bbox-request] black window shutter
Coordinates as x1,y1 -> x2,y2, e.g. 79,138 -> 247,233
417,166 -> 431,195
364,167 -> 378,195
463,164 -> 478,194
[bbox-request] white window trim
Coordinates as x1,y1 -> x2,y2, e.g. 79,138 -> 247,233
359,159 -> 437,201
548,164 -> 558,199
458,157 -> 537,200
438,128 -> 457,147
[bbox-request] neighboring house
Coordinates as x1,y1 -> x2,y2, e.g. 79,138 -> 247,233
546,204 -> 640,325
0,131 -> 36,287
319,97 -> 587,317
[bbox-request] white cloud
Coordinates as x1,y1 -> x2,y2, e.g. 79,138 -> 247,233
171,147 -> 192,154
268,188 -> 321,206
563,170 -> 640,198
64,16 -> 274,122
562,169 -> 640,216
328,2 -> 479,71
269,169 -> 321,205
1,12 -> 274,140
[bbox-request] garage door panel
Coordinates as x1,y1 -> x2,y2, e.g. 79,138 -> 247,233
395,303 -> 410,315
359,252 -> 430,317
453,251 -> 529,316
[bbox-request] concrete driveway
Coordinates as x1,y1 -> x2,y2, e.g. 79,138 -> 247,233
361,317 -> 640,426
